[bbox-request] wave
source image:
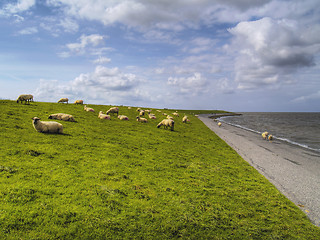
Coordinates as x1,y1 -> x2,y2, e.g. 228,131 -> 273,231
218,117 -> 320,153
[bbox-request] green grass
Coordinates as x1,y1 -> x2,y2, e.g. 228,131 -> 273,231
0,100 -> 319,239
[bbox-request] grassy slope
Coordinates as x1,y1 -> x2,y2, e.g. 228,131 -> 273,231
0,100 -> 319,239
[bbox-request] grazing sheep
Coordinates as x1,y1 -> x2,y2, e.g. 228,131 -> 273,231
84,105 -> 95,112
16,94 -> 33,104
74,100 -> 83,105
139,110 -> 145,116
173,112 -> 179,117
157,119 -> 174,131
182,115 -> 188,123
106,107 -> 119,116
268,135 -> 273,141
32,117 -> 63,134
136,116 -> 148,123
118,115 -> 129,120
218,122 -> 222,127
58,98 -> 68,104
148,113 -> 157,119
262,131 -> 269,140
128,107 -> 132,109
98,111 -> 111,120
48,113 -> 75,122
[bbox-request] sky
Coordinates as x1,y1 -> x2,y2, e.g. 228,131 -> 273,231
0,0 -> 320,112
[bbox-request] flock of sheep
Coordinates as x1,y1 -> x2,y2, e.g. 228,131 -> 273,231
20,96 -> 191,134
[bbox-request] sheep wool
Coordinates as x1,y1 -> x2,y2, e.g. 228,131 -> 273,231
118,115 -> 129,120
32,117 -> 63,134
173,112 -> 179,117
58,98 -> 68,104
218,122 -> 222,127
262,131 -> 269,140
74,100 -> 83,104
148,114 -> 156,119
136,116 -> 148,123
268,135 -> 273,141
84,105 -> 95,112
157,119 -> 174,131
106,107 -> 119,116
48,113 -> 75,122
182,115 -> 188,123
98,111 -> 111,120
17,94 -> 33,104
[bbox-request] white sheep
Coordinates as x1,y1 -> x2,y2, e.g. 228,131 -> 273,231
84,105 -> 95,112
128,107 -> 132,109
16,94 -> 33,104
218,122 -> 222,127
106,107 -> 119,116
74,100 -> 83,105
268,135 -> 273,141
48,113 -> 75,122
32,117 -> 63,134
148,113 -> 157,119
58,98 -> 68,104
136,116 -> 148,123
167,115 -> 174,120
98,111 -> 111,120
262,131 -> 269,140
157,119 -> 174,131
182,115 -> 188,123
173,112 -> 179,117
118,115 -> 129,120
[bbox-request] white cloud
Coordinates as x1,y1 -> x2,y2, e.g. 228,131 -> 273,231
60,34 -> 106,57
59,18 -> 79,33
168,72 -> 209,95
93,57 -> 111,65
292,90 -> 320,103
17,26 -> 38,35
0,0 -> 35,15
228,17 -> 320,90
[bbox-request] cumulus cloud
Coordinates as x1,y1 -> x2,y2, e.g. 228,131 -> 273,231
59,34 -> 106,57
228,17 -> 320,90
168,72 -> 209,95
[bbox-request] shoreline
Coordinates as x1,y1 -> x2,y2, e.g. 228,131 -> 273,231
198,114 -> 320,227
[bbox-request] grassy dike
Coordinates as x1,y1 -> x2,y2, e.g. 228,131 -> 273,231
0,100 -> 319,239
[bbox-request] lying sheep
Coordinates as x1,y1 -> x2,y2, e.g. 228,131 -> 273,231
128,107 -> 132,109
16,94 -> 33,104
157,119 -> 174,131
48,113 -> 75,122
98,111 -> 111,120
136,116 -> 148,123
32,117 -> 63,134
148,113 -> 156,119
262,131 -> 269,140
84,105 -> 95,112
173,112 -> 179,117
58,98 -> 68,104
118,115 -> 129,120
74,100 -> 83,105
106,107 -> 119,116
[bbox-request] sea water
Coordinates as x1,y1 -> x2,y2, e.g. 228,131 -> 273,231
219,112 -> 320,152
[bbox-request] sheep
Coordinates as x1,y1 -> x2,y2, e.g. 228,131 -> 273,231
16,94 -> 33,104
106,107 -> 119,116
148,113 -> 157,119
139,110 -> 145,116
262,131 -> 269,140
156,110 -> 161,112
118,115 -> 129,120
268,135 -> 273,141
173,112 -> 179,117
157,119 -> 174,131
136,116 -> 148,123
218,122 -> 222,127
128,107 -> 132,109
84,105 -> 95,112
98,111 -> 111,120
48,113 -> 75,122
167,115 -> 174,120
182,115 -> 188,123
74,100 -> 83,105
58,98 -> 68,104
32,117 -> 63,134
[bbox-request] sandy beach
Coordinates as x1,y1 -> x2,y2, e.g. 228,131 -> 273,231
198,114 -> 320,227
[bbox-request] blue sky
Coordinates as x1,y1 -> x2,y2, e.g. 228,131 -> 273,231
0,0 -> 319,111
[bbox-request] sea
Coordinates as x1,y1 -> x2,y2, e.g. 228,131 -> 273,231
218,112 -> 320,153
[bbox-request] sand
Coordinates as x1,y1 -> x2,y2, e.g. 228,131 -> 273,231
198,114 -> 320,226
